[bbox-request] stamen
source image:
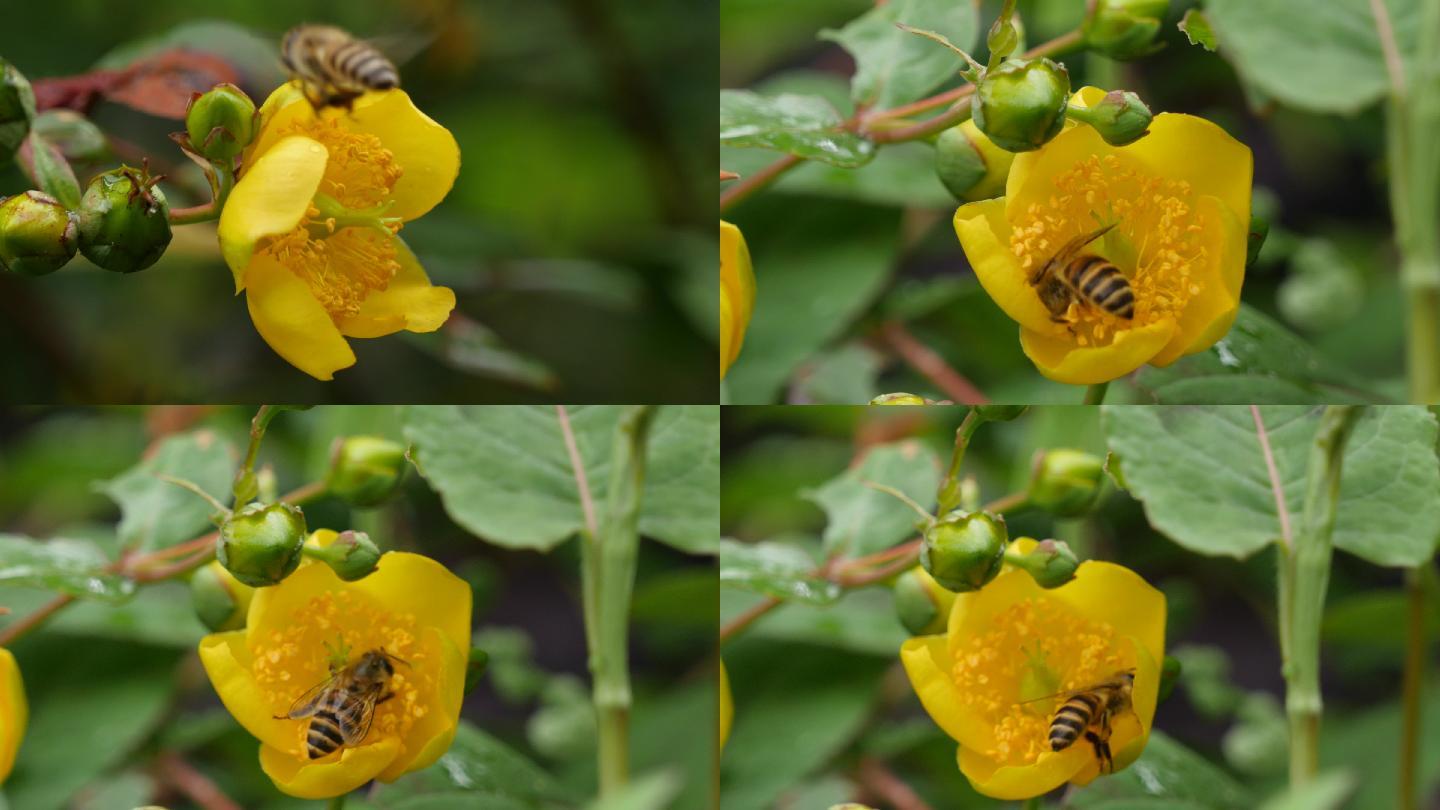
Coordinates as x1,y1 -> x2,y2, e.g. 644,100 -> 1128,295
1010,154 -> 1208,347
950,596 -> 1133,767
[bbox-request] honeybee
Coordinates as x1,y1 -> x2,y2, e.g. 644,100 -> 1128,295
278,648 -> 407,759
281,24 -> 400,110
1019,669 -> 1135,773
1029,223 -> 1135,324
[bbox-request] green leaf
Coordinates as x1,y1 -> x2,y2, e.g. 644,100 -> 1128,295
585,771 -> 684,810
778,141 -> 956,208
22,132 -> 80,209
0,536 -> 133,602
722,201 -> 900,403
1068,730 -> 1255,809
804,440 -> 940,556
402,406 -> 718,554
31,111 -> 108,162
722,588 -> 908,656
96,430 -> 236,553
388,721 -> 574,807
719,90 -> 875,168
1102,405 -> 1440,565
1202,0 -> 1418,114
720,638 -> 892,809
820,0 -> 980,109
1277,238 -> 1364,332
439,317 -> 560,391
1129,306 -> 1378,404
0,582 -> 203,645
5,639 -> 182,810
719,538 -> 838,604
1179,9 -> 1218,51
1258,771 -> 1357,810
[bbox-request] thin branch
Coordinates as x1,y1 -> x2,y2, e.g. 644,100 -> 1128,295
1370,0 -> 1408,98
879,321 -> 990,404
719,153 -> 803,213
556,405 -> 600,539
719,596 -> 781,644
1250,406 -> 1294,552
856,757 -> 934,810
154,752 -> 243,810
0,595 -> 74,647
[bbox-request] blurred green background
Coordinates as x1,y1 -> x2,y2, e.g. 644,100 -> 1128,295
0,0 -> 717,403
0,405 -> 718,809
720,406 -> 1440,808
720,0 -> 1408,404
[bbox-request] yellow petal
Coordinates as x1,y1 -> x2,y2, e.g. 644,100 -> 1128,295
1149,195 -> 1247,366
245,256 -> 357,381
242,82 -> 317,175
327,89 -> 460,221
1019,318 -> 1177,385
338,238 -> 455,338
1052,563 -> 1167,679
220,136 -> 329,291
1068,86 -> 1108,110
197,631 -> 296,752
352,552 -> 473,657
259,736 -> 401,799
959,741 -> 1091,800
1118,114 -> 1253,235
1004,119 -> 1113,221
954,198 -> 1058,334
719,659 -> 733,750
377,627 -> 466,781
720,221 -> 755,378
900,635 -> 992,752
0,649 -> 25,784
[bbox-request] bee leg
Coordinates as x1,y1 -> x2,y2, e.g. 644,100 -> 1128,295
1084,730 -> 1113,773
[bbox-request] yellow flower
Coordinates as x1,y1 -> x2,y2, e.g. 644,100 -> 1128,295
720,220 -> 755,379
900,560 -> 1165,799
219,82 -> 460,380
718,658 -> 733,751
0,649 -> 25,784
955,87 -> 1251,385
198,552 -> 471,799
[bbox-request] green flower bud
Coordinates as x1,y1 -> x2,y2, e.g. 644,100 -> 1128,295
326,436 -> 408,506
190,559 -> 256,631
1029,449 -> 1105,517
0,191 -> 78,276
894,565 -> 958,635
870,393 -> 928,406
972,404 -> 1028,422
1066,90 -> 1153,146
0,59 -> 35,164
921,510 -> 1007,593
971,58 -> 1070,153
218,501 -> 307,587
1247,215 -> 1269,268
935,119 -> 1015,202
305,529 -> 382,581
1084,0 -> 1169,60
1007,538 -> 1080,588
185,83 -> 257,162
76,165 -> 172,274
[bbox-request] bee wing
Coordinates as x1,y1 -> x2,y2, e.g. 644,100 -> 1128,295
1014,679 -> 1115,706
337,686 -> 384,746
284,674 -> 339,719
367,30 -> 436,68
1053,223 -> 1117,265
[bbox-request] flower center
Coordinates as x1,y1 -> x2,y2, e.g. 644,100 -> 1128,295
259,119 -> 406,320
250,589 -> 435,760
1010,154 -> 1208,347
950,595 -> 1134,767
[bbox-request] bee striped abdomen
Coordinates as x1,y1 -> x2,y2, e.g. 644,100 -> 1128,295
1067,256 -> 1135,320
331,40 -> 398,90
306,709 -> 346,759
1049,692 -> 1099,751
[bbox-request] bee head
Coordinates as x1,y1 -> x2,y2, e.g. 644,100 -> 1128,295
354,650 -> 396,681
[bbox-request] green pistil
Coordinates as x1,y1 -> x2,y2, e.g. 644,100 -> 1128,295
306,192 -> 402,239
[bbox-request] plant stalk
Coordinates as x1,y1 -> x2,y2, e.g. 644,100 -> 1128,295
580,405 -> 656,797
935,408 -> 983,514
1282,405 -> 1361,787
1082,382 -> 1109,405
1398,562 -> 1432,810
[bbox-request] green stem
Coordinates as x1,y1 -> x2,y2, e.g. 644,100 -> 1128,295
581,405 -> 657,797
1399,562 -> 1432,810
1082,382 -> 1110,405
1283,405 -> 1361,787
233,405 -> 280,507
1020,797 -> 1042,810
167,161 -> 236,225
327,795 -> 346,810
935,408 -> 983,514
